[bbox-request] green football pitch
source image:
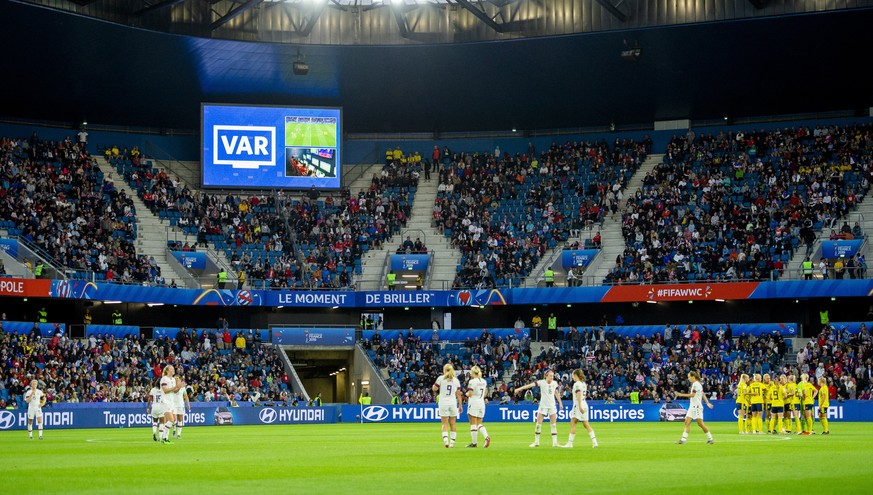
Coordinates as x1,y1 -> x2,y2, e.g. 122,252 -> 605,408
2,422 -> 870,494
285,121 -> 337,148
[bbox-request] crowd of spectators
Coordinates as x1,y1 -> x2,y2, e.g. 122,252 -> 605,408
796,322 -> 873,401
114,148 -> 421,289
363,329 -> 531,404
435,138 -> 651,289
0,135 -> 164,283
606,124 -> 872,284
0,325 -> 293,409
361,321 -> 873,405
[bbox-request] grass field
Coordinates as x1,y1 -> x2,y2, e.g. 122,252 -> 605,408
2,422 -> 870,494
285,121 -> 337,148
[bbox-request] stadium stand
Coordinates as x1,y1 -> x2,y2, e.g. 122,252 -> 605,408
0,325 -> 291,408
360,323 -> 873,405
111,149 -> 420,289
435,138 -> 651,289
0,135 -> 161,283
605,124 -> 872,284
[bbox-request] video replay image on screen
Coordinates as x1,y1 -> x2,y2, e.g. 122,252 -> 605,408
202,104 -> 342,189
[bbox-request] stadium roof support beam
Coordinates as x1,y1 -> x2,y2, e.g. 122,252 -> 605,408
210,0 -> 264,31
594,0 -> 628,23
298,1 -> 328,37
391,3 -> 410,39
455,0 -> 527,33
133,0 -> 187,17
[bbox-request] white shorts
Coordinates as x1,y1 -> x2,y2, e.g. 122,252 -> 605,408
27,408 -> 42,421
571,403 -> 589,422
174,405 -> 186,417
686,405 -> 704,421
537,405 -> 557,417
467,402 -> 485,419
151,403 -> 169,419
439,403 -> 459,418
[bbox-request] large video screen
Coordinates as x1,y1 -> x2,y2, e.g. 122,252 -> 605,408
202,104 -> 342,189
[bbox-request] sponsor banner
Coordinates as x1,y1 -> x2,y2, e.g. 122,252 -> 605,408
561,250 -> 599,269
170,251 -> 207,270
0,278 -> 51,297
359,289 -> 507,307
390,254 -> 430,272
2,277 -> 873,308
601,283 -> 760,302
362,328 -> 530,342
0,238 -> 18,257
272,327 -> 355,346
86,324 -> 140,338
266,291 -> 354,308
342,401 -> 873,423
0,404 -> 336,431
0,321 -> 66,337
821,240 -> 863,259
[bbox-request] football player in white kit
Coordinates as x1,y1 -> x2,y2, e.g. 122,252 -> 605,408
562,369 -> 598,448
432,363 -> 463,448
159,365 -> 184,444
147,378 -> 170,442
464,365 -> 491,448
514,369 -> 563,447
24,379 -> 46,440
171,374 -> 191,439
674,370 -> 715,445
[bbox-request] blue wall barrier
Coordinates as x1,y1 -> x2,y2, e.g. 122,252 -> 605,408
0,404 -> 337,431
362,328 -> 530,342
342,401 -> 873,423
86,324 -> 140,338
0,321 -> 66,337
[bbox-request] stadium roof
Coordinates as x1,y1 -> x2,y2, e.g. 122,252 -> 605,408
1,0 -> 872,133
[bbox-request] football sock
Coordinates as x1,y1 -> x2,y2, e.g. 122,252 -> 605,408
449,432 -> 456,444
442,433 -> 448,446
152,423 -> 158,435
534,424 -> 541,444
478,425 -> 489,440
38,425 -> 43,438
738,416 -> 744,433
821,417 -> 829,432
680,432 -> 688,442
471,427 -> 478,444
795,416 -> 802,432
177,422 -> 183,437
568,433 -> 576,444
589,430 -> 597,446
550,423 -> 558,445
705,431 -> 713,441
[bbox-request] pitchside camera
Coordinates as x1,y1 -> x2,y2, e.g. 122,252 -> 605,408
293,61 -> 309,76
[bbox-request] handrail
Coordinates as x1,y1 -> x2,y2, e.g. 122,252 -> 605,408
12,236 -> 68,280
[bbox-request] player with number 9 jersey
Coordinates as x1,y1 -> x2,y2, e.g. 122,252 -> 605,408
433,363 -> 463,448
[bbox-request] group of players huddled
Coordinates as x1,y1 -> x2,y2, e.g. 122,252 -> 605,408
735,372 -> 831,435
146,365 -> 191,444
432,364 -> 598,449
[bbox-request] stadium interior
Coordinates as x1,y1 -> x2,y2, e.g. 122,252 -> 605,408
1,0 -> 873,414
